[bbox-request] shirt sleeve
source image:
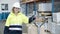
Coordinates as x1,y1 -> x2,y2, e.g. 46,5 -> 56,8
5,14 -> 11,26
22,14 -> 36,24
4,14 -> 11,34
22,14 -> 29,24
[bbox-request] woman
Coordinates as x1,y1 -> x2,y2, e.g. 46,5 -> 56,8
4,2 -> 35,34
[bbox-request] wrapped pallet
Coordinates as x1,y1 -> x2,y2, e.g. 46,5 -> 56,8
27,24 -> 46,34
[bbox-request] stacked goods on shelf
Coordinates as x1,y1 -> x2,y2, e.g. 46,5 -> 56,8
21,0 -> 39,3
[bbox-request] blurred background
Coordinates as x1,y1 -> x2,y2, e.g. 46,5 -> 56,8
0,0 -> 60,34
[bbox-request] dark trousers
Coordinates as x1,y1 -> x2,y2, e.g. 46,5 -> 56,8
9,30 -> 22,34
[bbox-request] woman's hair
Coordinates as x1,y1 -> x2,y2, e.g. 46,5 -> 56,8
12,7 -> 20,13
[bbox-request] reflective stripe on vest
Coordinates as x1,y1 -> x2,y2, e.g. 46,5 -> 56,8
9,28 -> 22,30
9,25 -> 22,30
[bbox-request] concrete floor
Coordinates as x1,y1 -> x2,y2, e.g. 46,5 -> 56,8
0,20 -> 5,34
0,20 -> 51,34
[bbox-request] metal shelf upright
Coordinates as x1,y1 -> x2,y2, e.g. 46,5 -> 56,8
52,0 -> 54,22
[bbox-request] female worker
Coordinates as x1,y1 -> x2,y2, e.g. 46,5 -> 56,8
4,2 -> 36,34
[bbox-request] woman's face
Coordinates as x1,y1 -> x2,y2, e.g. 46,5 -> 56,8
14,7 -> 20,13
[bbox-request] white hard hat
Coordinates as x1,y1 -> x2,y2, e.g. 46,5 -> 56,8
13,2 -> 21,8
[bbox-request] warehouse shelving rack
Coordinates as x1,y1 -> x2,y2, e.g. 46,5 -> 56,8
20,0 -> 54,34
21,0 -> 39,16
20,0 -> 54,16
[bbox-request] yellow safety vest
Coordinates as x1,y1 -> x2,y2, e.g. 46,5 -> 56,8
5,11 -> 29,26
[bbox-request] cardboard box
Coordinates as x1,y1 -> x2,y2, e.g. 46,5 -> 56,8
27,24 -> 46,34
